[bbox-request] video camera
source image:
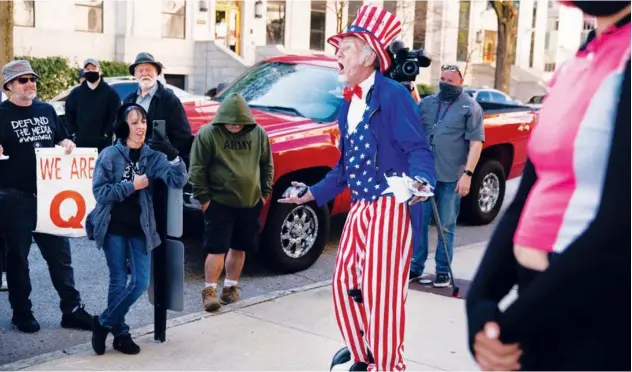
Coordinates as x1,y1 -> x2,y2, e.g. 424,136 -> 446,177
384,40 -> 432,87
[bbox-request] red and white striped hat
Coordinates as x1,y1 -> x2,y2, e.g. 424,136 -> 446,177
327,5 -> 402,72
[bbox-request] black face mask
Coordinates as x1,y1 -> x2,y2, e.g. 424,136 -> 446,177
84,71 -> 100,83
438,82 -> 463,101
569,1 -> 630,16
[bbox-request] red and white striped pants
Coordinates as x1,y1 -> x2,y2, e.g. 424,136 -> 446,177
332,196 -> 413,372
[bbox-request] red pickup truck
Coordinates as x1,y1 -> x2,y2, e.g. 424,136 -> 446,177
183,55 -> 538,273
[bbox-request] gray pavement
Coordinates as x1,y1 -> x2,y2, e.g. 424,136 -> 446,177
4,242 -> 494,372
0,179 -> 519,366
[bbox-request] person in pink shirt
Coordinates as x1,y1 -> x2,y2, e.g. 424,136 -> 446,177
466,1 -> 630,370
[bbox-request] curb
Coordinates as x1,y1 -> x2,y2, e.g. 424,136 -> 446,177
0,280 -> 333,371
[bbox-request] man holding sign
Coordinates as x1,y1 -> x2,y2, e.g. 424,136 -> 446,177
0,60 -> 93,333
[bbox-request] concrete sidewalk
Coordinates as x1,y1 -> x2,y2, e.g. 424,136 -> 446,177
2,243 -> 490,371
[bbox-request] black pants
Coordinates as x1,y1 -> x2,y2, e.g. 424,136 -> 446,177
0,232 -> 6,273
0,188 -> 82,315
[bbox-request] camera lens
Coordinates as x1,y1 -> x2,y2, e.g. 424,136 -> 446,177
402,60 -> 418,77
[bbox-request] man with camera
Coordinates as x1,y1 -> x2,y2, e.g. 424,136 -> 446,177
279,5 -> 435,371
410,64 -> 484,287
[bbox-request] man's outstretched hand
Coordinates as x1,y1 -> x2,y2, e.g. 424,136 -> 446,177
277,182 -> 315,205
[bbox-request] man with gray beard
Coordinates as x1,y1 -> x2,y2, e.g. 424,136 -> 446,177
0,60 -> 93,333
122,52 -> 193,164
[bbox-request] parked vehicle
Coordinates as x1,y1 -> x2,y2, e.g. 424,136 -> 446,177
464,87 -> 523,105
47,56 -> 538,273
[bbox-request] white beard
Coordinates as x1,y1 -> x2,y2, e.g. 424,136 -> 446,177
21,91 -> 37,101
139,79 -> 156,91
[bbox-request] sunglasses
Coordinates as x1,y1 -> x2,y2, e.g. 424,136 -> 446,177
441,64 -> 462,77
16,76 -> 37,84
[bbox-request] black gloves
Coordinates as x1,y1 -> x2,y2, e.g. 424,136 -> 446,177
147,130 -> 179,161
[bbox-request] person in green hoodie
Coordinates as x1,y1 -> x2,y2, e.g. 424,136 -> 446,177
189,92 -> 274,312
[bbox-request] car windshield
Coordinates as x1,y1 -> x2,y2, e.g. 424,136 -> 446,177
214,61 -> 344,123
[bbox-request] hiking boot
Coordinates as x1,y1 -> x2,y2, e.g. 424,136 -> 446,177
201,286 -> 221,312
113,332 -> 140,355
12,311 -> 40,333
220,285 -> 240,305
433,273 -> 451,288
91,316 -> 109,355
61,304 -> 93,330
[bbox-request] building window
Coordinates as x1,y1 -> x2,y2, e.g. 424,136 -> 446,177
383,0 -> 398,15
13,0 -> 35,27
347,0 -> 362,28
579,18 -> 594,45
412,1 -> 427,50
310,0 -> 326,51
162,0 -> 186,39
529,2 -> 537,67
75,0 -> 103,33
266,0 -> 286,45
456,0 -> 470,61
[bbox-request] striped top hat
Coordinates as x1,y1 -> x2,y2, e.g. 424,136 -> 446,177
327,5 -> 402,72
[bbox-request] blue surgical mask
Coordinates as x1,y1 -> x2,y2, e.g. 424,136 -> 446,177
438,82 -> 463,101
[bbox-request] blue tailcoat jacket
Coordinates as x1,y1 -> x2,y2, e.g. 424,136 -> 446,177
310,72 -> 436,209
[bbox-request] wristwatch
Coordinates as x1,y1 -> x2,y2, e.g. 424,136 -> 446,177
464,169 -> 473,177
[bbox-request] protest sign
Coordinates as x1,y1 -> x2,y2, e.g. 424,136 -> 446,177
34,147 -> 98,238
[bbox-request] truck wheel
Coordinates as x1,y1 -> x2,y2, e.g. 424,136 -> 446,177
460,160 -> 506,226
261,201 -> 330,274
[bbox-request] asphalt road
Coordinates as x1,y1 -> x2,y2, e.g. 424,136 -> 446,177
0,179 -> 519,366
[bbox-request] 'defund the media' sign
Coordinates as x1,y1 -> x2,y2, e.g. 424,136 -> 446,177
34,147 -> 98,238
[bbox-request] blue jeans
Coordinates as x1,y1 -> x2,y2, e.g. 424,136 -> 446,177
99,235 -> 149,337
410,181 -> 461,275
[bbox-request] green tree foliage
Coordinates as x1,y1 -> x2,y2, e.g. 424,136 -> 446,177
11,56 -> 130,100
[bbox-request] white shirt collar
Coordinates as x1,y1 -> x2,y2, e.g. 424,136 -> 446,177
357,71 -> 375,100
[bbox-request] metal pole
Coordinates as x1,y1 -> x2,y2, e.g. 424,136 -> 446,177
429,196 -> 460,298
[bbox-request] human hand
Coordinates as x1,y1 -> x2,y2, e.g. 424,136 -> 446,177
456,173 -> 472,197
133,174 -> 149,190
409,180 -> 430,205
0,144 -> 3,156
260,196 -> 267,205
147,130 -> 178,161
474,322 -> 522,371
277,182 -> 314,205
59,139 -> 76,155
201,201 -> 210,212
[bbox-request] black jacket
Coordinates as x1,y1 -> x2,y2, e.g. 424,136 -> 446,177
465,56 -> 631,371
65,80 -> 120,151
123,81 -> 193,165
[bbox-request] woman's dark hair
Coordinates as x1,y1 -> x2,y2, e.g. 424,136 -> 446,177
113,103 -> 147,140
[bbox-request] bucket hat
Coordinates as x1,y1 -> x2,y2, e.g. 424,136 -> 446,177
2,60 -> 39,90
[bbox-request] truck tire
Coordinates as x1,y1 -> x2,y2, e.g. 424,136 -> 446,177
261,201 -> 330,274
460,160 -> 506,226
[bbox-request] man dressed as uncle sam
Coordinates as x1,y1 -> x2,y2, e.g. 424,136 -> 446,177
278,5 -> 435,372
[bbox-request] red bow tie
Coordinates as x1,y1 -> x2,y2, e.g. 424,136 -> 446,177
343,84 -> 362,102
